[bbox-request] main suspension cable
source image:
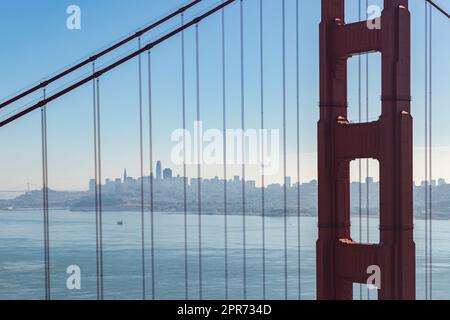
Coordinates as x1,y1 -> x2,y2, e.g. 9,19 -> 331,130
0,0 -> 203,111
426,0 -> 450,20
0,0 -> 238,129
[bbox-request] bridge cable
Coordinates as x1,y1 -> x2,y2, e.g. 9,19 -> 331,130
0,0 -> 203,111
425,0 -> 428,299
41,87 -> 50,300
0,0 -> 239,129
365,0 -> 370,300
239,0 -> 247,300
195,23 -> 203,300
181,13 -> 189,301
282,0 -> 288,300
428,5 -> 433,300
426,0 -> 450,20
92,62 -> 101,300
295,0 -> 302,301
147,50 -> 156,300
221,4 -> 229,300
137,37 -> 147,300
90,66 -> 104,300
358,0 -> 363,300
260,0 -> 266,301
96,76 -> 104,299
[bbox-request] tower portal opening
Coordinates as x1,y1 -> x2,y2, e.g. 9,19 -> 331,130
350,158 -> 380,245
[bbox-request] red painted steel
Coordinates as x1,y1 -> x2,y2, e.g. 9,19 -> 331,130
317,0 -> 415,300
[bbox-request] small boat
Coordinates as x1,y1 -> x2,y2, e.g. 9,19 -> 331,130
117,221 -> 124,226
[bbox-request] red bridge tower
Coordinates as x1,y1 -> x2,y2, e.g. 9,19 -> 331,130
317,0 -> 415,299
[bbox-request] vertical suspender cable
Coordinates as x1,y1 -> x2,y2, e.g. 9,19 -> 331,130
41,87 -> 50,300
221,4 -> 229,300
44,89 -> 50,300
92,62 -> 101,300
148,50 -> 156,300
282,0 -> 288,300
90,73 -> 104,299
429,6 -> 433,300
260,0 -> 266,301
181,13 -> 189,301
424,1 -> 429,300
240,0 -> 247,300
195,23 -> 203,300
96,76 -> 104,300
138,37 -> 146,300
358,0 -> 363,300
365,0 -> 370,300
295,0 -> 301,301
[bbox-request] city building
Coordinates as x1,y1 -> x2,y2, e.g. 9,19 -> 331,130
114,178 -> 122,193
163,168 -> 173,180
156,161 -> 162,180
285,177 -> 292,188
89,179 -> 96,193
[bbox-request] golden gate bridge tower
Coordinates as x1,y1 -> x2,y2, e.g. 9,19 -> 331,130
317,0 -> 415,300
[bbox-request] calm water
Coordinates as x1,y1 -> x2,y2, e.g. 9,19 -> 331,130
0,210 -> 447,300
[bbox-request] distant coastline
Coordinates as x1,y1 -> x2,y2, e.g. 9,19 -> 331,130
1,168 -> 449,220
0,202 -> 448,221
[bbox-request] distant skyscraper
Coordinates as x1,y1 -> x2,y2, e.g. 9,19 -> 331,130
114,178 -> 122,193
438,178 -> 446,186
163,168 -> 173,180
123,168 -> 128,182
156,161 -> 162,180
89,179 -> 96,193
285,177 -> 292,188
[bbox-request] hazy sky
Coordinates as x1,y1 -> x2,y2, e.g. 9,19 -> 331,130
0,0 -> 449,191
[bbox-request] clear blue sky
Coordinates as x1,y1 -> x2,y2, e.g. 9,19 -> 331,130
0,0 -> 449,191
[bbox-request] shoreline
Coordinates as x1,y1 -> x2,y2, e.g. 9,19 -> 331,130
0,208 -> 448,221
